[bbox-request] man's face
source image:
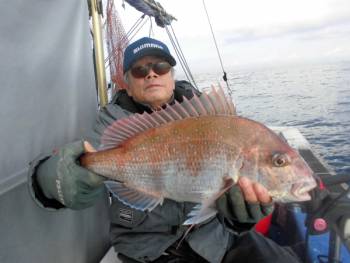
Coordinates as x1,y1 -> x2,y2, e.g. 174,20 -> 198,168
125,56 -> 175,110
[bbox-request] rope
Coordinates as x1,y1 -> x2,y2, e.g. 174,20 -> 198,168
125,15 -> 147,40
148,16 -> 153,37
165,26 -> 199,91
202,0 -> 232,97
169,25 -> 198,89
165,27 -> 192,85
126,14 -> 146,39
104,14 -> 146,66
150,1 -> 199,91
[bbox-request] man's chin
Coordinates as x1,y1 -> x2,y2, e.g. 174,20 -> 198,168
144,95 -> 170,109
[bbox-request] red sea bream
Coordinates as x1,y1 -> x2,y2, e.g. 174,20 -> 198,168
80,86 -> 317,224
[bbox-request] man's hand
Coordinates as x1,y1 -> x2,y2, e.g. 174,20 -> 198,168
36,141 -> 106,210
238,177 -> 272,204
216,177 -> 274,223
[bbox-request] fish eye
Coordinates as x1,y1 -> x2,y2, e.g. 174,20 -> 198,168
272,153 -> 290,167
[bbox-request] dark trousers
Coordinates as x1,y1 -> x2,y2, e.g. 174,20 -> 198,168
222,231 -> 301,263
118,231 -> 301,263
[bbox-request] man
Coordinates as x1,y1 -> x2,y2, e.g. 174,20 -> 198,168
28,37 -> 299,263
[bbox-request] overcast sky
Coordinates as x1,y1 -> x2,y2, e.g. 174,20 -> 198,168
115,0 -> 350,73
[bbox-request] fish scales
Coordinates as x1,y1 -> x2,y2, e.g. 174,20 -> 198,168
84,116 -> 244,202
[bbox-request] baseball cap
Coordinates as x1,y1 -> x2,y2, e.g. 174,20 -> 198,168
123,37 -> 176,73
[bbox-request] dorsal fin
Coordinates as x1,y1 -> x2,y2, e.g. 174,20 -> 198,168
100,85 -> 236,149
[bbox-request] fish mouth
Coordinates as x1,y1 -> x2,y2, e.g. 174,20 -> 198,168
291,180 -> 317,201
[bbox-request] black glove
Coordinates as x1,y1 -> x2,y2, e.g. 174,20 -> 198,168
216,185 -> 274,224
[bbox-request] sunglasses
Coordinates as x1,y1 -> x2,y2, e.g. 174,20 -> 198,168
130,61 -> 172,78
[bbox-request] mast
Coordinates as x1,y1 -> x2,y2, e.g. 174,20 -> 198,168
89,0 -> 108,107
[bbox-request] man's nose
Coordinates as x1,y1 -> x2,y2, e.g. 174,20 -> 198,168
146,68 -> 158,79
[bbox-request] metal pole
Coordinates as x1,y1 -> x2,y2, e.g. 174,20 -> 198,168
90,0 -> 108,107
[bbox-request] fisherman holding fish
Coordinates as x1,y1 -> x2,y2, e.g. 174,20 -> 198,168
29,37 -> 314,262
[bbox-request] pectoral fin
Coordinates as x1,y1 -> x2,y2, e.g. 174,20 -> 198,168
183,176 -> 235,225
183,205 -> 217,225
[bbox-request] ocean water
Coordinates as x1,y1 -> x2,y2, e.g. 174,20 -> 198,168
194,60 -> 350,176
